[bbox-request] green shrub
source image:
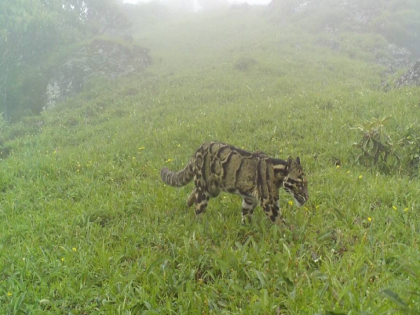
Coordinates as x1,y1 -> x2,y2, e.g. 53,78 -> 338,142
353,117 -> 400,173
398,125 -> 420,177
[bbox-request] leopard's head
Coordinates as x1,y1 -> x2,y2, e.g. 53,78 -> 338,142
283,156 -> 309,206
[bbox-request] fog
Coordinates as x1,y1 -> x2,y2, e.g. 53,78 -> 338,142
123,0 -> 271,12
124,0 -> 271,4
1,0 -> 420,121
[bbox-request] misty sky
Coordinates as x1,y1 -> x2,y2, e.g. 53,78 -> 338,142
123,0 -> 271,5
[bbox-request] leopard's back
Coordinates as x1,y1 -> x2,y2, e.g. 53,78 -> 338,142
192,142 -> 264,196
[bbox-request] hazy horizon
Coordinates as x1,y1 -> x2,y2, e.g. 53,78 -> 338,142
123,0 -> 271,5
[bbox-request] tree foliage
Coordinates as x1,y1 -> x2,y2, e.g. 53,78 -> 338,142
0,0 -> 129,121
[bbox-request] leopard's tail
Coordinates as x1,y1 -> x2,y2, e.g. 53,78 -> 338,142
161,160 -> 194,187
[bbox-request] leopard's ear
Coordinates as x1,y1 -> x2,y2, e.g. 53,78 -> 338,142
295,156 -> 301,165
287,156 -> 293,169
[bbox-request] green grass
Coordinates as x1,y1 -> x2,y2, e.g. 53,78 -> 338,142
1,8 -> 420,314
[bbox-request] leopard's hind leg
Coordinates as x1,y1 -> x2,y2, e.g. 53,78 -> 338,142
194,187 -> 210,215
191,175 -> 210,215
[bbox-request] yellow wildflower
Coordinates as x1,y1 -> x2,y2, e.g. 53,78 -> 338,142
404,208 -> 409,212
368,217 -> 372,222
392,206 -> 397,211
61,258 -> 65,262
359,175 -> 363,179
72,247 -> 77,252
288,200 -> 294,206
7,292 -> 12,297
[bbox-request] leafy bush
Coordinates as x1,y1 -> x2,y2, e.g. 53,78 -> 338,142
397,125 -> 420,177
353,117 -> 400,173
353,118 -> 420,177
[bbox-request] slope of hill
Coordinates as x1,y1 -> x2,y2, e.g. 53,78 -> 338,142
1,6 -> 420,314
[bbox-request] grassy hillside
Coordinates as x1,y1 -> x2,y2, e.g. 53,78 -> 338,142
1,8 -> 420,314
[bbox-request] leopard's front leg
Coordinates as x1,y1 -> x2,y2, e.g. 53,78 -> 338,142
261,197 -> 288,226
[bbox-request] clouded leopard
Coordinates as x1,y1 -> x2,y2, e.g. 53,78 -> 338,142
160,142 -> 309,225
